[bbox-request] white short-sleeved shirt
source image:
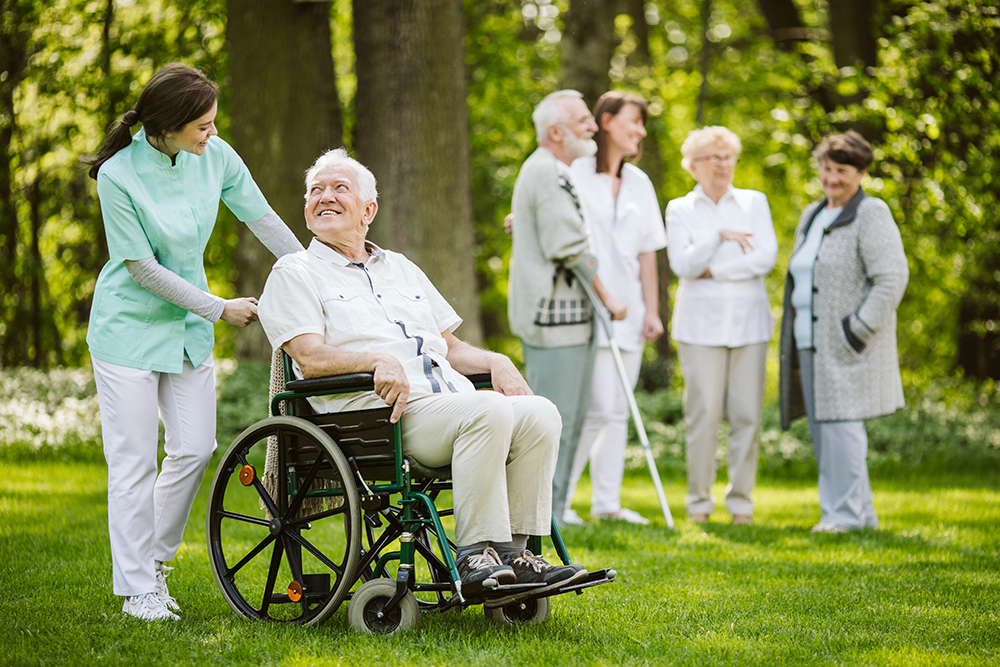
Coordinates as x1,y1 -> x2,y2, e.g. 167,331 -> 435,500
87,128 -> 269,372
571,157 -> 666,350
666,185 -> 778,347
258,239 -> 475,414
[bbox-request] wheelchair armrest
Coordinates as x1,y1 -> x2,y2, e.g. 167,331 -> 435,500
465,373 -> 492,389
284,372 -> 491,396
285,373 -> 376,394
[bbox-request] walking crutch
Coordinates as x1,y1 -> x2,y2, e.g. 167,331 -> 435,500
576,272 -> 675,528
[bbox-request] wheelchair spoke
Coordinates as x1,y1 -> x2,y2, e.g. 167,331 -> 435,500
285,530 -> 347,576
287,502 -> 350,526
215,509 -> 270,528
225,533 -> 276,579
279,535 -> 312,618
235,450 -> 281,519
283,450 -> 327,522
260,537 -> 286,616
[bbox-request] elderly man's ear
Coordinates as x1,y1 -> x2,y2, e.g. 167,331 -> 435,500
363,201 -> 378,225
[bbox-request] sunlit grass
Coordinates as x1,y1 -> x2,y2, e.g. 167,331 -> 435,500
2,456 -> 998,667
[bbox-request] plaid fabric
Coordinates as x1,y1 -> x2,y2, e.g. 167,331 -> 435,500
533,268 -> 593,326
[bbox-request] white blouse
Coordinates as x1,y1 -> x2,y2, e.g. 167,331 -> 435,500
666,185 -> 778,347
571,157 -> 667,350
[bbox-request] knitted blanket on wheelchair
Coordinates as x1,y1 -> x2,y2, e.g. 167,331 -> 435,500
261,349 -> 342,518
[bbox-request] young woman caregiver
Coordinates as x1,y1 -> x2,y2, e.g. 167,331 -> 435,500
83,63 -> 303,621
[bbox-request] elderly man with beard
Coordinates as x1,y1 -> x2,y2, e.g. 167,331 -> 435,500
258,148 -> 588,599
508,90 -> 628,526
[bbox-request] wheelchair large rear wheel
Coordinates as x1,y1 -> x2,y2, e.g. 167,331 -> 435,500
207,416 -> 361,626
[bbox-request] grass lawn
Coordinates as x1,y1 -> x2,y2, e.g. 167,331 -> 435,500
1,455 -> 997,667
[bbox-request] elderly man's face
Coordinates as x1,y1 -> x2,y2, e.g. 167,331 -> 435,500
304,165 -> 375,244
559,97 -> 598,160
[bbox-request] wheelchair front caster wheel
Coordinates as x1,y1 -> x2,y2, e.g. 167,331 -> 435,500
348,579 -> 419,634
484,595 -> 550,626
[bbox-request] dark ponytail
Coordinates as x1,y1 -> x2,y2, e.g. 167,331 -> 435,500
82,63 -> 219,180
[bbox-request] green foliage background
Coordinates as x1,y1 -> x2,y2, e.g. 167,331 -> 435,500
2,0 -> 999,406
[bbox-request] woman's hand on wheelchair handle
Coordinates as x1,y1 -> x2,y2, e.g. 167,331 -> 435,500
373,354 -> 410,423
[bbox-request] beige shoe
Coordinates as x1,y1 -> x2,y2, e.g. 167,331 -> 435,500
689,513 -> 710,523
732,515 -> 753,525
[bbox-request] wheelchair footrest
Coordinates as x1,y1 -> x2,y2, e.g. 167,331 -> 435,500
462,582 -> 545,603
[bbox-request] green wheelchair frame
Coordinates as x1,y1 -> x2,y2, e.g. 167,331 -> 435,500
206,352 -> 615,633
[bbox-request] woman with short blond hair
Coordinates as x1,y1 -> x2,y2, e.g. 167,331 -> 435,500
666,126 -> 778,525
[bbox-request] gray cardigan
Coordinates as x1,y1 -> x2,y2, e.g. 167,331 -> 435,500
779,188 -> 909,428
508,147 -> 599,348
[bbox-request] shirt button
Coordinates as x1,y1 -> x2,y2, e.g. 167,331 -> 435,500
377,294 -> 382,298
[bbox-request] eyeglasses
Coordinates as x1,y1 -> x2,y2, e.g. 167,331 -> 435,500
693,154 -> 739,165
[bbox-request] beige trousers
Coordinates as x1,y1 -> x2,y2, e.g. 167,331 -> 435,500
399,391 -> 561,546
677,341 -> 767,517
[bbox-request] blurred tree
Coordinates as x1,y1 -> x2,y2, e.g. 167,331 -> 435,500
561,0 -> 619,108
228,0 -> 343,360
353,0 -> 482,344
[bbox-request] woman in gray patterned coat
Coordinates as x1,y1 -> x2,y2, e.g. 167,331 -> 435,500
779,131 -> 908,533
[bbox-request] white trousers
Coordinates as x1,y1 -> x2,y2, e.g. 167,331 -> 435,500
798,349 -> 878,529
677,341 -> 767,517
565,348 -> 642,516
400,391 -> 560,546
92,355 -> 217,597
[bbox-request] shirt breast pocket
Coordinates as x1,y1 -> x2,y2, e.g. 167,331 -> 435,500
383,288 -> 438,333
319,287 -> 376,334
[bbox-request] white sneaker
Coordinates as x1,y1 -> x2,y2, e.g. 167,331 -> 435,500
811,522 -> 850,534
123,592 -> 180,621
154,561 -> 180,612
561,509 -> 586,526
594,508 -> 650,525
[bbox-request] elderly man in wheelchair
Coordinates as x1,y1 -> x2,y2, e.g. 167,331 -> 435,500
202,148 -> 612,632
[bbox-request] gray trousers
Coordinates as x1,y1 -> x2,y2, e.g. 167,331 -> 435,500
677,341 -> 766,517
521,338 -> 596,520
798,349 -> 879,529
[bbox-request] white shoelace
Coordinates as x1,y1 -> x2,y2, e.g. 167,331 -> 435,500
463,546 -> 504,572
508,550 -> 552,573
155,563 -> 180,611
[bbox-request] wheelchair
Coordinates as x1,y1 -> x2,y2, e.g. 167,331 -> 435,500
205,351 -> 615,633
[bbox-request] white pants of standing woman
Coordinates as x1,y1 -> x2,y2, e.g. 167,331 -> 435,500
565,348 -> 642,516
677,341 -> 767,518
91,356 -> 217,597
797,349 -> 878,529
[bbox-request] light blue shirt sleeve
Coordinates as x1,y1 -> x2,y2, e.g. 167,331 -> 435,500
97,171 -> 155,263
219,139 -> 269,223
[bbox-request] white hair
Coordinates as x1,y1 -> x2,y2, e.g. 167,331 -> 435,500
304,148 -> 378,204
532,90 -> 585,144
680,126 -> 742,172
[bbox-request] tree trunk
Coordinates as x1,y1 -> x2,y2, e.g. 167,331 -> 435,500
828,0 -> 877,70
228,0 -> 343,360
622,0 -> 673,386
0,0 -> 36,367
561,0 -> 619,109
352,0 -> 482,345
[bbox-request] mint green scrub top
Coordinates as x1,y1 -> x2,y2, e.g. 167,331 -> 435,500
87,128 -> 269,373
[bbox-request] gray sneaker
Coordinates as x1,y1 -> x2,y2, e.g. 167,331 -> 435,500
154,561 -> 180,612
122,592 -> 179,621
504,550 -> 587,591
458,546 -> 516,587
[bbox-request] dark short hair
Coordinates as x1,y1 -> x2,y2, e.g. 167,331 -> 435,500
813,130 -> 873,171
593,91 -> 648,176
